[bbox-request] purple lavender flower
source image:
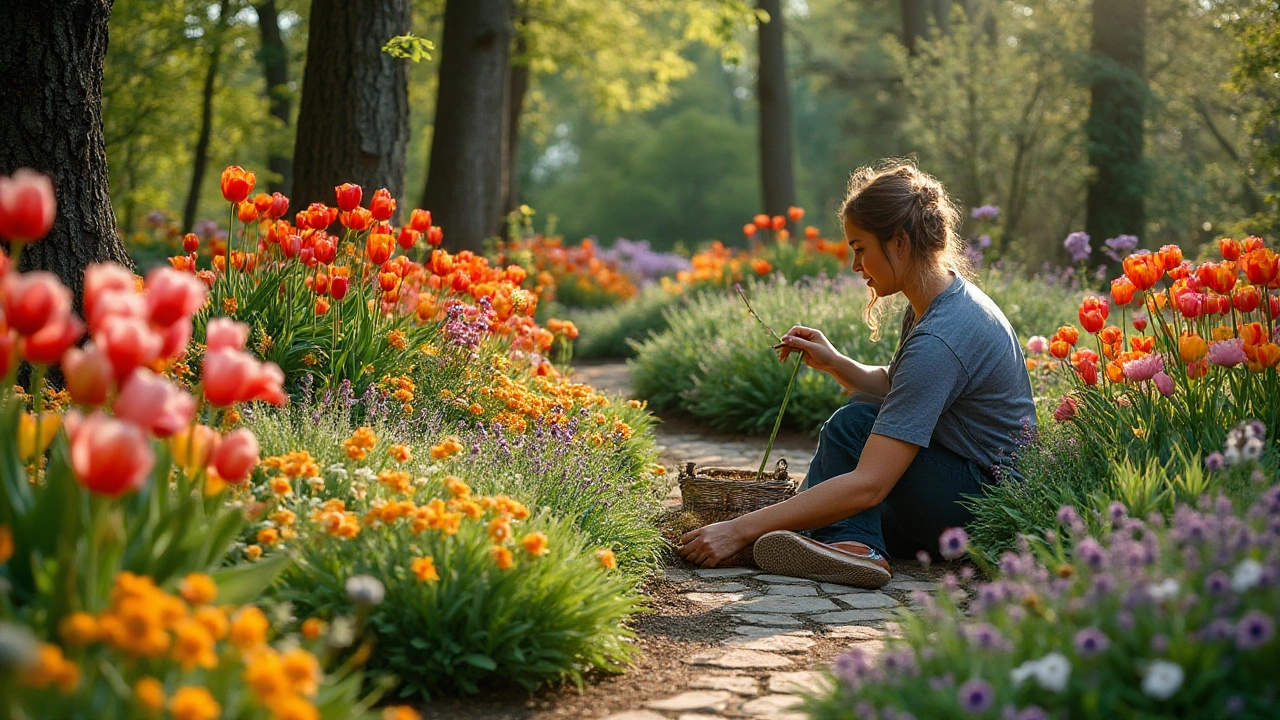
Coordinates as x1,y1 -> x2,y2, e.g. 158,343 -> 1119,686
1076,537 -> 1106,569
939,527 -> 970,560
957,678 -> 994,713
1206,571 -> 1230,595
966,623 -> 1008,650
1016,708 -> 1048,720
978,233 -> 993,249
1103,234 -> 1140,262
1073,627 -> 1110,656
1108,502 -> 1129,522
1064,232 -> 1092,263
1206,452 -> 1226,472
145,209 -> 166,226
971,205 -> 1001,221
1235,610 -> 1275,649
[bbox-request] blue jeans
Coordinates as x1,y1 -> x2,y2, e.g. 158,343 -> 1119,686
801,400 -> 991,559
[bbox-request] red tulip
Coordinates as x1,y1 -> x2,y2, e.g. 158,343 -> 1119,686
397,227 -> 419,250
202,348 -> 257,407
266,192 -> 289,220
84,263 -> 138,330
4,271 -> 71,336
1156,244 -> 1183,271
1078,297 -> 1109,334
369,188 -> 396,221
313,235 -> 336,264
21,312 -> 83,365
770,215 -> 786,231
241,361 -> 286,406
742,224 -> 757,238
213,429 -> 259,482
114,369 -> 196,438
0,169 -> 57,242
182,233 -> 200,253
220,166 -> 256,204
206,317 -> 249,352
409,209 -> 432,232
1233,286 -> 1261,314
426,226 -> 444,246
145,267 -> 207,327
95,315 -> 163,382
334,183 -> 363,212
1219,237 -> 1242,261
63,346 -> 112,406
1244,236 -> 1265,253
330,276 -> 349,300
1077,359 -> 1098,386
804,226 -> 820,240
160,317 -> 192,360
0,327 -> 15,379
67,411 -> 155,496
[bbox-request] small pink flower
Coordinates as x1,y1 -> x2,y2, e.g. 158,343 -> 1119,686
1122,353 -> 1164,382
0,169 -> 56,243
1154,371 -> 1175,397
206,317 -> 249,352
1207,338 -> 1247,368
113,368 -> 196,438
145,266 -> 207,327
1026,335 -> 1049,355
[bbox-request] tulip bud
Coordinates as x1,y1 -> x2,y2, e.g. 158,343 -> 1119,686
330,276 -> 350,301
219,166 -> 256,204
370,188 -> 396,221
4,271 -> 72,336
212,429 -> 260,483
0,169 -> 57,243
68,411 -> 155,496
182,233 -> 200,253
145,267 -> 207,327
409,208 -> 432,232
114,369 -> 197,438
206,317 -> 249,352
334,183 -> 363,212
22,312 -> 83,365
63,346 -> 112,406
426,226 -> 444,246
397,227 -> 419,250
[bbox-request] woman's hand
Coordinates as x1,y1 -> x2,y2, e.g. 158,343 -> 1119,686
678,519 -> 752,568
777,325 -> 840,374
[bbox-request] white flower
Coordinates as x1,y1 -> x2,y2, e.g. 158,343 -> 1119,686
1033,652 -> 1072,692
329,616 -> 356,648
1225,447 -> 1242,466
1010,661 -> 1037,685
1142,660 -> 1184,700
1243,437 -> 1264,461
354,467 -> 376,482
1232,558 -> 1264,593
327,463 -> 349,478
307,476 -> 325,492
1148,579 -> 1180,602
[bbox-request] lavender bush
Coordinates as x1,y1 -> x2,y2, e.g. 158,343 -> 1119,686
599,237 -> 692,285
805,489 -> 1280,719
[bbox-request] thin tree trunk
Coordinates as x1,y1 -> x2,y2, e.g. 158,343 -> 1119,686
901,0 -> 931,55
932,0 -> 953,35
0,0 -> 132,303
292,0 -> 410,214
498,33 -> 529,238
183,0 -> 230,233
422,0 -> 511,253
1085,0 -> 1147,245
255,0 -> 293,195
756,0 -> 796,218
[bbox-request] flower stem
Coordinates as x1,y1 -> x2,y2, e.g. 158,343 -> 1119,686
757,356 -> 802,482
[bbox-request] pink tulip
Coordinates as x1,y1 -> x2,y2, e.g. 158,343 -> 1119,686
206,317 -> 249,352
241,361 -> 287,406
1121,353 -> 1163,383
21,312 -> 83,365
213,428 -> 259,482
1026,335 -> 1049,355
62,346 -> 112,406
202,347 -> 257,407
86,287 -> 146,335
113,369 -> 196,438
145,267 -> 207,327
3,271 -> 71,336
1208,338 -> 1247,368
160,317 -> 192,361
0,327 -> 15,378
0,169 -> 56,242
1153,371 -> 1175,397
67,411 -> 155,496
84,263 -> 137,328
95,315 -> 163,382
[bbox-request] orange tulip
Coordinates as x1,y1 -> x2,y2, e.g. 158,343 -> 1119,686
1110,277 -> 1136,306
315,297 -> 330,316
1196,261 -> 1238,295
1233,286 -> 1261,313
1241,248 -> 1279,286
805,226 -> 819,239
1105,361 -> 1124,383
1129,336 -> 1155,353
1178,333 -> 1208,363
753,214 -> 770,229
788,206 -> 804,222
1049,340 -> 1071,359
1219,237 -> 1242,261
1078,297 -> 1109,334
340,207 -> 373,232
1241,322 -> 1267,349
1099,326 -> 1123,346
752,259 -> 772,275
379,272 -> 399,292
770,215 -> 786,230
743,223 -> 757,237
1257,343 -> 1280,368
1187,358 -> 1209,379
409,208 -> 432,232
369,188 -> 396,221
1056,325 -> 1080,346
366,233 -> 393,265
220,166 -> 256,204
1244,236 -> 1265,253
1156,244 -> 1183,271
1122,253 -> 1162,291
334,183 -> 363,212
397,227 -> 419,250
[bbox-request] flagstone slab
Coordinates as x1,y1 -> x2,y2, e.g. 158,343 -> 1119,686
601,712 -> 666,720
825,625 -> 885,641
767,670 -> 834,695
740,694 -> 805,717
725,596 -> 838,614
723,634 -> 816,653
664,568 -> 693,582
887,580 -> 941,592
694,567 -> 757,579
689,582 -> 748,593
754,574 -> 814,584
728,613 -> 804,626
677,715 -> 728,720
643,691 -> 732,713
732,625 -> 814,637
688,674 -> 759,696
831,593 -> 898,609
685,649 -> 794,669
813,608 -> 895,624
818,582 -> 863,593
765,584 -> 818,596
683,592 -> 751,608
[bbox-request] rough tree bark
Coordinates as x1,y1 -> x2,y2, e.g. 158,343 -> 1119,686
901,0 -> 931,55
292,0 -> 410,213
756,0 -> 797,218
0,0 -> 132,301
183,0 -> 231,233
422,0 -> 511,253
1085,0 -> 1147,244
255,0 -> 293,195
498,33 -> 529,238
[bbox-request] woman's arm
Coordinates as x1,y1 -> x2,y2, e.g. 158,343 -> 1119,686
777,325 -> 891,397
677,433 -> 920,567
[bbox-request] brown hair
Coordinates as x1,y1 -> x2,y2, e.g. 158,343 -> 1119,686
840,159 -> 973,339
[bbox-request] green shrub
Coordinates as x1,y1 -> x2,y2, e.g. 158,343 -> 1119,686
568,284 -> 686,359
806,486 -> 1280,719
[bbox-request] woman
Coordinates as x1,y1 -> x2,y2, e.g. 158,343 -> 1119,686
677,162 -> 1035,588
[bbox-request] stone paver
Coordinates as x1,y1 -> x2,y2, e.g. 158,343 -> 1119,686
688,582 -> 748,593
818,582 -> 861,593
723,634 -> 816,653
643,691 -> 732,713
732,626 -> 814,637
683,592 -> 752,608
677,715 -> 727,720
685,649 -> 794,669
694,567 -> 756,579
728,613 -> 804,627
831,592 -> 898,609
886,579 -> 939,592
739,694 -> 805,717
665,569 -> 693,582
767,670 -> 833,695
765,584 -> 817,597
825,625 -> 885,641
725,596 -> 839,614
688,675 -> 759,696
753,574 -> 812,584
601,712 -> 667,720
813,608 -> 896,624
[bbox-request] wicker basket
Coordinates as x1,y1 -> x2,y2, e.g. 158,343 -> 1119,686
678,459 -> 798,567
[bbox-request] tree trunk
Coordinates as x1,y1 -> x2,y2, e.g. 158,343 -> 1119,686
0,0 -> 132,302
901,0 -> 931,55
756,0 -> 797,219
422,0 -> 511,253
932,0 -> 953,35
498,33 -> 529,238
255,0 -> 293,195
292,0 -> 410,214
1085,0 -> 1147,245
183,0 -> 230,233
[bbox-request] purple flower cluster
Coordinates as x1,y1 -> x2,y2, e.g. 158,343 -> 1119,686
1064,231 -> 1092,263
1103,234 -> 1140,262
598,238 -> 691,285
971,205 -> 1001,221
442,297 -> 495,349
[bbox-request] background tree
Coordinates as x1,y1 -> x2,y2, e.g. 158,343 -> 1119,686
183,0 -> 234,232
292,0 -> 411,211
1085,0 -> 1148,244
0,0 -> 132,297
756,0 -> 797,216
255,0 -> 294,194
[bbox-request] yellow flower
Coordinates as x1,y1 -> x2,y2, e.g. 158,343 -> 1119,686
521,532 -> 549,557
386,330 -> 407,351
282,648 -> 322,697
301,617 -> 326,640
171,619 -> 218,671
258,527 -> 281,546
134,677 -> 166,714
169,686 -> 220,720
269,694 -> 320,720
223,409 -> 242,427
429,438 -> 464,460
58,612 -> 98,646
388,443 -> 412,462
0,524 -> 12,564
193,606 -> 229,640
244,648 -> 289,702
596,548 -> 617,570
230,606 -> 270,650
223,297 -> 238,314
179,573 -> 218,606
17,412 -> 60,461
488,518 -> 511,544
383,707 -> 424,720
445,476 -> 470,498
245,544 -> 263,561
491,545 -> 515,570
411,556 -> 440,582
271,509 -> 297,527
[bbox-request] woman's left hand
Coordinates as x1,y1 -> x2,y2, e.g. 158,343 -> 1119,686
678,520 -> 751,568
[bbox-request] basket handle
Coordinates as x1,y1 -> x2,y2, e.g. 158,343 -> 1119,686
774,457 -> 789,481
680,461 -> 697,480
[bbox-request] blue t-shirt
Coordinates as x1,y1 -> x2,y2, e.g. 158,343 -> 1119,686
870,275 -> 1035,476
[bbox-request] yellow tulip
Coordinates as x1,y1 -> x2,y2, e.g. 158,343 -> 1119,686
18,412 -> 61,461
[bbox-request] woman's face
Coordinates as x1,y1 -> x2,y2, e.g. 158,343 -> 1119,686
844,218 -> 903,295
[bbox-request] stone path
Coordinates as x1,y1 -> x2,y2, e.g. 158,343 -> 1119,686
561,361 -> 938,720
